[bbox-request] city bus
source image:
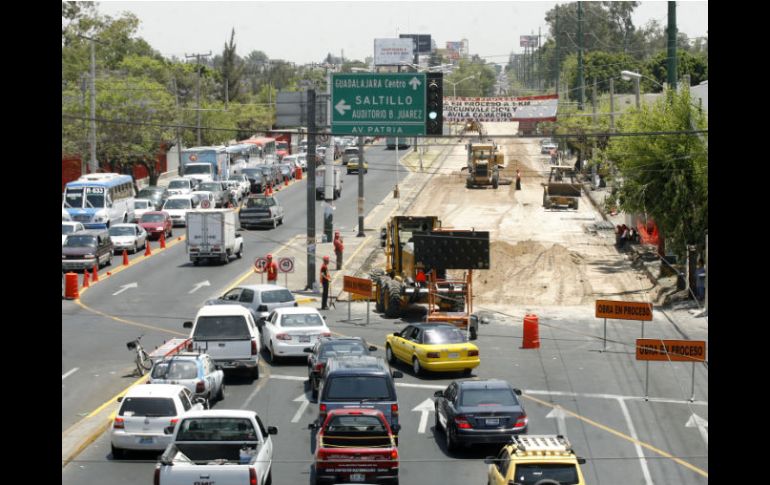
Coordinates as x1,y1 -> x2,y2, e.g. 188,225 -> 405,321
239,137 -> 277,164
62,173 -> 136,228
386,137 -> 410,149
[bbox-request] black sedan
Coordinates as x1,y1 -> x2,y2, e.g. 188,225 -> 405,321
434,379 -> 528,452
136,186 -> 169,210
240,168 -> 266,193
303,337 -> 377,400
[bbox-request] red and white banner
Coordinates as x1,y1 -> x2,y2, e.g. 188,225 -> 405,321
443,94 -> 558,123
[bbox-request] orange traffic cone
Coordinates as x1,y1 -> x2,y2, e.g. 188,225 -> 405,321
284,176 -> 289,187
160,232 -> 166,249
82,269 -> 90,288
123,249 -> 129,266
91,264 -> 99,282
145,239 -> 152,256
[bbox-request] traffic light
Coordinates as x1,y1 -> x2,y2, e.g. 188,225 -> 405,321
425,72 -> 443,135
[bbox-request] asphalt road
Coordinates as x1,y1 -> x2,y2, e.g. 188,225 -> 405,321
62,142 -> 410,431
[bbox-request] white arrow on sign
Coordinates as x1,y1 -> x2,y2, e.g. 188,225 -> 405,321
335,99 -> 352,116
292,393 -> 311,423
409,77 -> 422,91
685,413 -> 708,446
546,407 -> 572,438
412,398 -> 435,434
188,280 -> 211,294
112,282 -> 138,296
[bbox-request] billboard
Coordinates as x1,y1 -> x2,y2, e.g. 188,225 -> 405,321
446,41 -> 462,60
520,35 -> 539,48
400,34 -> 432,54
374,38 -> 415,66
443,94 -> 559,122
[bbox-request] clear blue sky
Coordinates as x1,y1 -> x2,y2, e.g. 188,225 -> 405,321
95,1 -> 708,64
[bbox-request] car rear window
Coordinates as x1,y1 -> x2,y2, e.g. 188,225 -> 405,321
262,289 -> 294,303
119,397 -> 176,417
193,315 -> 250,340
513,464 -> 579,485
460,388 -> 518,407
320,342 -> 367,359
326,415 -> 386,434
151,360 -> 199,380
280,313 -> 324,328
423,327 -> 467,344
325,376 -> 393,401
176,418 -> 257,441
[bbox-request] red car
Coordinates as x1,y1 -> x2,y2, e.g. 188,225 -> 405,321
138,211 -> 173,240
310,408 -> 399,485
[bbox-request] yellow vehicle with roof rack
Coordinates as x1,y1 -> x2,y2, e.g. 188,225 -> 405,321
485,434 -> 587,485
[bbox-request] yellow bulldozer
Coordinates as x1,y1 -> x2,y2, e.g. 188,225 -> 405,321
462,142 -> 505,189
461,119 -> 486,137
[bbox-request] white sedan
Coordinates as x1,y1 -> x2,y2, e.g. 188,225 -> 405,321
262,307 -> 331,363
162,195 -> 197,226
132,199 -> 153,222
108,223 -> 148,254
62,221 -> 85,245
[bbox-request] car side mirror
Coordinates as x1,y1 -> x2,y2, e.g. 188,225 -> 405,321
183,321 -> 193,329
164,426 -> 175,435
392,424 -> 401,434
307,422 -> 318,430
303,347 -> 313,353
484,456 -> 495,465
393,332 -> 400,337
235,233 -> 242,238
267,426 -> 278,435
577,457 -> 586,464
368,345 -> 377,351
514,388 -> 522,396
433,390 -> 443,398
392,370 -> 403,379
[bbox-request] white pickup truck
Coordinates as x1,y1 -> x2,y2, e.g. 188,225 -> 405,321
155,409 -> 277,485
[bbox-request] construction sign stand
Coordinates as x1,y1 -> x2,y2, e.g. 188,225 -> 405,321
342,276 -> 372,324
595,299 -> 653,352
278,257 -> 295,289
636,339 -> 706,401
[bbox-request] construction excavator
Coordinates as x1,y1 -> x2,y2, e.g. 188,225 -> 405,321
461,119 -> 486,138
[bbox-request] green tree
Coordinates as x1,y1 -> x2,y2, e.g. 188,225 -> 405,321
220,29 -> 245,103
645,51 -> 708,89
606,88 -> 708,258
446,59 -> 496,97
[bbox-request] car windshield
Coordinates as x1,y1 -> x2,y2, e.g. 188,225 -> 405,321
151,360 -> 198,380
176,418 -> 257,441
242,169 -> 262,178
168,180 -> 189,189
279,313 -> 324,328
134,200 -> 150,209
325,376 -> 392,400
460,388 -> 518,407
259,167 -> 272,174
320,342 -> 367,359
423,327 -> 467,344
62,224 -> 78,235
199,183 -> 220,192
118,397 -> 176,417
185,165 -> 211,174
245,198 -> 272,208
141,214 -> 165,223
193,315 -> 249,340
137,190 -> 162,201
513,464 -> 579,485
228,175 -> 243,181
261,289 -> 294,303
109,227 -> 136,237
164,199 -> 191,209
64,235 -> 96,247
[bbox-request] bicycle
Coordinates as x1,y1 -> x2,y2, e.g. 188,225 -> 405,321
127,334 -> 153,376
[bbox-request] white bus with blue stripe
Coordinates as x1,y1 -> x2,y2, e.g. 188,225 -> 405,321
62,173 -> 136,228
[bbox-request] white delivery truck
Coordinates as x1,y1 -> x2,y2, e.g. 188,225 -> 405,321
155,409 -> 277,485
315,165 -> 342,200
185,209 -> 244,265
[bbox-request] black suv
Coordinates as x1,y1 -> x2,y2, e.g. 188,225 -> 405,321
62,229 -> 114,272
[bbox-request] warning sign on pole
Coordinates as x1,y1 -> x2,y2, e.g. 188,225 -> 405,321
278,257 -> 295,273
595,299 -> 653,321
254,257 -> 267,272
343,276 -> 373,297
636,339 -> 706,362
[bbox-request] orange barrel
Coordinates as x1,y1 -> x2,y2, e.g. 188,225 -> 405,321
64,272 -> 79,299
296,167 -> 303,180
522,314 -> 540,349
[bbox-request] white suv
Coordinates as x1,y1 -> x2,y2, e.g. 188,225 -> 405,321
110,384 -> 205,458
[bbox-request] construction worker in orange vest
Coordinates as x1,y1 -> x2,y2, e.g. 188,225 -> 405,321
333,231 -> 344,270
266,254 -> 278,283
320,255 -> 331,310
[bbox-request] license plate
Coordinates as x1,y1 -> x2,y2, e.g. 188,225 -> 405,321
448,352 -> 460,359
139,436 -> 154,444
485,418 -> 499,426
350,474 -> 365,482
299,335 -> 311,343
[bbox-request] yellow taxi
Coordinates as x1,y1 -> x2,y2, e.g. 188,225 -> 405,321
385,323 -> 480,376
346,156 -> 368,174
485,435 -> 587,485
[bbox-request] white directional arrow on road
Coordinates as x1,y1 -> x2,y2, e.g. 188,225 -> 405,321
685,413 -> 708,446
189,280 -> 211,294
409,77 -> 422,90
412,398 -> 435,434
546,407 -> 572,438
335,99 -> 352,116
291,393 -> 311,423
112,282 -> 138,296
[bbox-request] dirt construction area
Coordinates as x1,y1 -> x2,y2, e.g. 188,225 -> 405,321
401,122 -> 656,314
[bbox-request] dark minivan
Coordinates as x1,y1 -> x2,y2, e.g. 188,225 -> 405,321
62,229 -> 114,271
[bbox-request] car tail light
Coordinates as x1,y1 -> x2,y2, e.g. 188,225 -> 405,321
391,404 -> 399,416
195,380 -> 205,393
321,332 -> 332,337
426,352 -> 440,358
251,339 -> 258,355
320,404 -> 327,413
316,449 -> 329,461
514,414 -> 528,430
113,417 -> 124,429
314,362 -> 325,373
249,467 -> 258,485
153,467 -> 160,485
454,416 -> 473,429
276,333 -> 291,341
468,349 -> 479,357
390,449 -> 399,460
187,343 -> 193,351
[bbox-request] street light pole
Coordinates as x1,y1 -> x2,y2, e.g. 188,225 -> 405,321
621,70 -> 642,109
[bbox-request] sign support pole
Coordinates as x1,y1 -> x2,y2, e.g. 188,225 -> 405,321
641,319 -> 645,338
689,362 -> 695,402
348,296 -> 351,322
366,300 -> 370,325
602,318 -> 607,352
644,361 -> 650,401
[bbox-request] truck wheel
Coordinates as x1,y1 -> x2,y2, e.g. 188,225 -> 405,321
236,245 -> 243,259
470,324 -> 478,340
192,259 -> 199,266
265,470 -> 272,485
466,179 -> 473,189
493,177 -> 499,189
572,200 -> 579,210
251,365 -> 259,380
385,280 -> 402,318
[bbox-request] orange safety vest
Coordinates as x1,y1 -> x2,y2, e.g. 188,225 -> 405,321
320,264 -> 330,283
267,262 -> 278,280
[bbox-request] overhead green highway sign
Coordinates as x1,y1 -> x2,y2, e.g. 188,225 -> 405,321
331,73 -> 426,135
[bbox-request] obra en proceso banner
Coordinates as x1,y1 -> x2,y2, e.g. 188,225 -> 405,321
443,94 -> 558,122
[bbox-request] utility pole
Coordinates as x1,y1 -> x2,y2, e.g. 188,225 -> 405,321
577,1 -> 585,110
667,1 -> 677,91
555,12 -> 560,96
609,77 -> 615,132
357,136 -> 365,237
592,77 -> 597,122
538,27 -> 542,92
80,73 -> 88,175
306,89 -> 317,291
185,51 -> 212,146
225,76 -> 229,110
172,77 -> 184,176
89,37 -> 97,174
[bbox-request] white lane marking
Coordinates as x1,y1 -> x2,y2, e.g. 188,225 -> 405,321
189,280 -> 211,294
395,382 -> 444,390
685,413 -> 708,446
617,397 -> 654,485
412,398 -> 435,434
112,282 -> 138,296
269,374 -> 306,381
292,393 -> 311,423
62,368 -> 79,380
545,406 -> 571,438
526,389 -> 708,406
